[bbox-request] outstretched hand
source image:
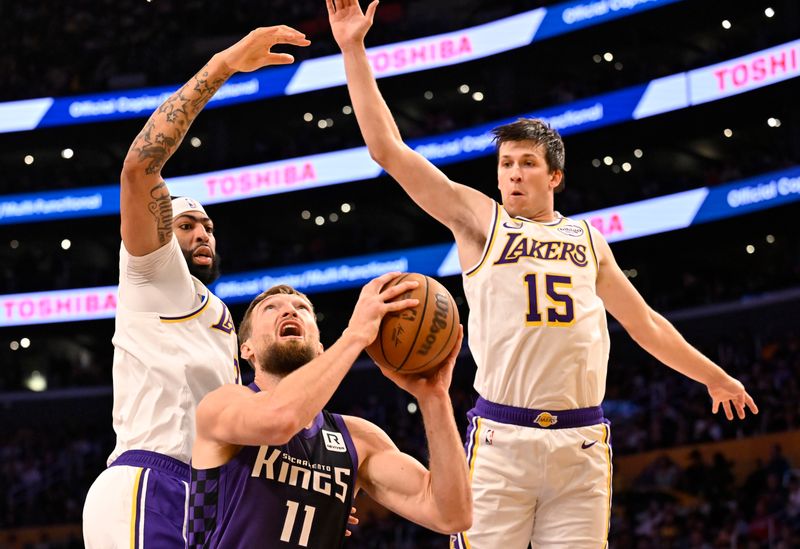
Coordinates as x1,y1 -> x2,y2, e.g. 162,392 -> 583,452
381,325 -> 463,401
345,272 -> 419,348
326,0 -> 379,49
219,26 -> 310,72
707,374 -> 758,420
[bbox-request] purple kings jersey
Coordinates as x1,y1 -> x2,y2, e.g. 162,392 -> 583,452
188,384 -> 358,548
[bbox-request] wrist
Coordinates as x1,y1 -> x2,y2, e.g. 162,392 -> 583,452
340,326 -> 373,350
209,52 -> 236,77
339,41 -> 367,56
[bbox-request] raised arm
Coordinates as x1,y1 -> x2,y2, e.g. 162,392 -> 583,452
593,230 -> 758,420
194,274 -> 419,459
120,26 -> 310,256
327,0 -> 493,265
348,328 -> 472,534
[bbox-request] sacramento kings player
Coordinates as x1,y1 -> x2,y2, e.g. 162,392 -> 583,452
189,278 -> 471,548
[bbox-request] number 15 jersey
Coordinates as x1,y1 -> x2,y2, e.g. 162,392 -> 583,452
462,203 -> 610,410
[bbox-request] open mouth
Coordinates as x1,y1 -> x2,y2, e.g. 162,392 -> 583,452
193,246 -> 213,266
278,320 -> 304,339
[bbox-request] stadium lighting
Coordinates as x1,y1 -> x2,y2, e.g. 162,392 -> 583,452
315,216 -> 325,226
341,203 -> 352,213
303,112 -> 314,122
190,137 -> 201,148
765,7 -> 775,18
603,52 -> 613,62
458,84 -> 470,94
622,162 -> 632,172
633,149 -> 643,158
723,128 -> 733,138
603,156 -> 613,166
746,244 -> 755,254
24,155 -> 34,165
766,234 -> 775,244
722,20 -> 732,30
342,105 -> 352,115
61,239 -> 71,250
61,148 -> 74,159
301,210 -> 311,220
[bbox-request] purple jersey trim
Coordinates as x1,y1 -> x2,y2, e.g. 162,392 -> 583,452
332,413 -> 359,477
472,396 -> 604,429
111,449 -> 190,477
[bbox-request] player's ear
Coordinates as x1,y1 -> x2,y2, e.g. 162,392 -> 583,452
549,169 -> 563,190
240,339 -> 254,361
316,341 -> 324,355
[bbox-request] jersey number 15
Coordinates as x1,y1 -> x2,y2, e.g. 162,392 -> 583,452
524,273 -> 575,326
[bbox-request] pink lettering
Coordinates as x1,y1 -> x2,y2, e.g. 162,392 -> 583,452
55,298 -> 71,315
589,217 -> 604,234
302,163 -> 316,181
410,45 -> 427,65
206,178 -> 218,196
608,214 -> 624,235
221,176 -> 236,196
714,68 -> 727,90
441,40 -> 454,59
87,294 -> 99,313
104,293 -> 117,311
770,51 -> 787,74
4,301 -> 14,319
39,299 -> 52,318
19,300 -> 34,318
459,36 -> 472,55
752,58 -> 766,81
731,64 -> 748,87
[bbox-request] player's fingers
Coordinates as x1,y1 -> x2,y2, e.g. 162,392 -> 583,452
734,399 -> 746,420
381,280 -> 418,300
345,530 -> 351,537
325,0 -> 336,15
371,271 -> 401,290
265,53 -> 296,65
275,33 -> 311,47
384,298 -> 419,312
711,398 -> 719,415
722,400 -> 733,421
444,326 -> 464,363
365,0 -> 379,22
745,392 -> 759,414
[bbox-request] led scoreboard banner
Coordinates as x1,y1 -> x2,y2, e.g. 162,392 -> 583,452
0,0 -> 683,133
1,37 -> 798,226
2,165 -> 799,327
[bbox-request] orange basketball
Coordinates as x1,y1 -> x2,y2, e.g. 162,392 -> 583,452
366,272 -> 460,374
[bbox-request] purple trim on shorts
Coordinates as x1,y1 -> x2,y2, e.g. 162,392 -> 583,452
111,449 -> 190,477
472,396 -> 604,429
332,413 -> 359,479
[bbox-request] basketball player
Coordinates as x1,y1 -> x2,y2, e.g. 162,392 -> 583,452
188,277 -> 471,547
327,1 -> 758,547
83,27 -> 311,548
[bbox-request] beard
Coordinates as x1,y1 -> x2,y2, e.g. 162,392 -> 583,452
257,339 -> 318,377
182,247 -> 221,285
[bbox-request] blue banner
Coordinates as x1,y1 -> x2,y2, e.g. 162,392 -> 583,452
0,0 -> 683,133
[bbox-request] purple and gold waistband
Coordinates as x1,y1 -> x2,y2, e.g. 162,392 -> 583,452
110,449 -> 190,477
471,396 -> 604,429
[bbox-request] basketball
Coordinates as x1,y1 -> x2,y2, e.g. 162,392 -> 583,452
366,272 -> 460,374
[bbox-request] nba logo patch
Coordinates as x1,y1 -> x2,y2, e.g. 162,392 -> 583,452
485,429 -> 494,445
322,430 -> 347,453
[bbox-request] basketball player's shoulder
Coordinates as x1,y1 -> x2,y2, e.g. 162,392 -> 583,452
339,415 -> 394,452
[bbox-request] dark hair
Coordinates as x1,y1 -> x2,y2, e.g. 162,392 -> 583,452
491,118 -> 566,192
238,285 -> 313,343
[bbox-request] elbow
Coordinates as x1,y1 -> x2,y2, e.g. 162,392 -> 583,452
433,502 -> 473,534
366,139 -> 403,167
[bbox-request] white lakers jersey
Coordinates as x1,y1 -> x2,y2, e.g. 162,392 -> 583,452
462,203 -> 610,409
108,238 -> 240,465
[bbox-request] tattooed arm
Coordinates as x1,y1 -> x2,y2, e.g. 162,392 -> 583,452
120,26 -> 310,256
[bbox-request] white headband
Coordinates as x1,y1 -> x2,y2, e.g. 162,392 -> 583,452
171,196 -> 208,219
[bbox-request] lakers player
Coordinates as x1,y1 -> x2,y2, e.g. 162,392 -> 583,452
188,279 -> 471,547
82,26 -> 310,548
327,1 -> 758,547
